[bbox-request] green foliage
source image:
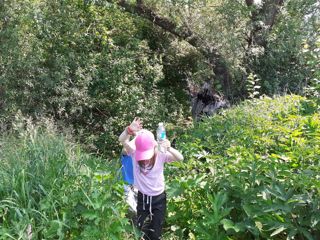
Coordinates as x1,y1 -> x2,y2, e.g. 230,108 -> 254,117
0,118 -> 135,239
246,73 -> 261,99
250,0 -> 318,95
143,0 -> 252,94
165,95 -> 320,239
1,97 -> 319,239
0,0 -> 189,157
1,0 -> 319,238
303,27 -> 320,98
1,0 -> 319,154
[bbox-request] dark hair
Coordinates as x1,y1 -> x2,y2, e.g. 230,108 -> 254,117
138,153 -> 156,172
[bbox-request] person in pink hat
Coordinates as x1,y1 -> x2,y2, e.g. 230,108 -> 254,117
119,117 -> 183,240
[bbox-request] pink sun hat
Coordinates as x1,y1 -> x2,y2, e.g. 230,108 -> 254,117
135,130 -> 157,161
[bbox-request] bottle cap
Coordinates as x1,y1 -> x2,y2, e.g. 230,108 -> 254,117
158,122 -> 164,126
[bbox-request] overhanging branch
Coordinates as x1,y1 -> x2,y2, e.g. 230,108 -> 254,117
106,0 -> 219,57
105,0 -> 231,95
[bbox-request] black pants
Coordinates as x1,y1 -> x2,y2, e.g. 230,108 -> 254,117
137,191 -> 166,240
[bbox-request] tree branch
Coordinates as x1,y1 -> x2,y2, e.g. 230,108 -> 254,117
106,0 -> 231,95
107,0 -> 219,56
246,0 -> 284,48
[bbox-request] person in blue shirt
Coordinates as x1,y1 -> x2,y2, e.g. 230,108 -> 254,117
121,148 -> 137,214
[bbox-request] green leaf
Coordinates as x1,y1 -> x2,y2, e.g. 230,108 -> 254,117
299,228 -> 314,240
243,204 -> 255,218
221,219 -> 243,233
270,226 -> 286,237
82,210 -> 98,220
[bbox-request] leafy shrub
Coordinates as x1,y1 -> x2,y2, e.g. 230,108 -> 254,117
165,95 -> 320,239
249,0 -> 318,96
0,0 -> 189,157
303,27 -> 320,99
0,118 -> 136,239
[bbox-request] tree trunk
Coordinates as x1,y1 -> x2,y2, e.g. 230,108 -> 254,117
241,0 -> 284,94
190,81 -> 229,121
245,0 -> 284,49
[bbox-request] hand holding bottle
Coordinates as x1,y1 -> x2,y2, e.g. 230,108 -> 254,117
157,122 -> 167,152
159,139 -> 171,152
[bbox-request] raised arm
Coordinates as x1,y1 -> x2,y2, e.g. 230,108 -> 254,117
167,147 -> 184,162
118,127 -> 133,153
118,117 -> 143,153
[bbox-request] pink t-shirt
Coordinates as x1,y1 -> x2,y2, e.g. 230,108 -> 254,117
129,151 -> 175,196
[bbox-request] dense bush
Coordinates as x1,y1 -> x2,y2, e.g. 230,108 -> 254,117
1,96 -> 319,239
303,26 -> 320,98
250,0 -> 319,96
1,0 -> 318,158
0,119 -> 135,239
0,0 -> 189,156
165,95 -> 320,239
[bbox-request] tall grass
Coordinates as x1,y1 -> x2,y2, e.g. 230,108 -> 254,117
0,118 -> 134,239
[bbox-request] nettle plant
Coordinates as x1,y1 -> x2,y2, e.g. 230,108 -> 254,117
164,95 -> 320,239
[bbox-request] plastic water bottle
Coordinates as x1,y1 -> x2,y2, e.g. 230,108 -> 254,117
156,122 -> 166,153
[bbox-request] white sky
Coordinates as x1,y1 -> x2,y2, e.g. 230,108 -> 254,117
254,0 -> 263,6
